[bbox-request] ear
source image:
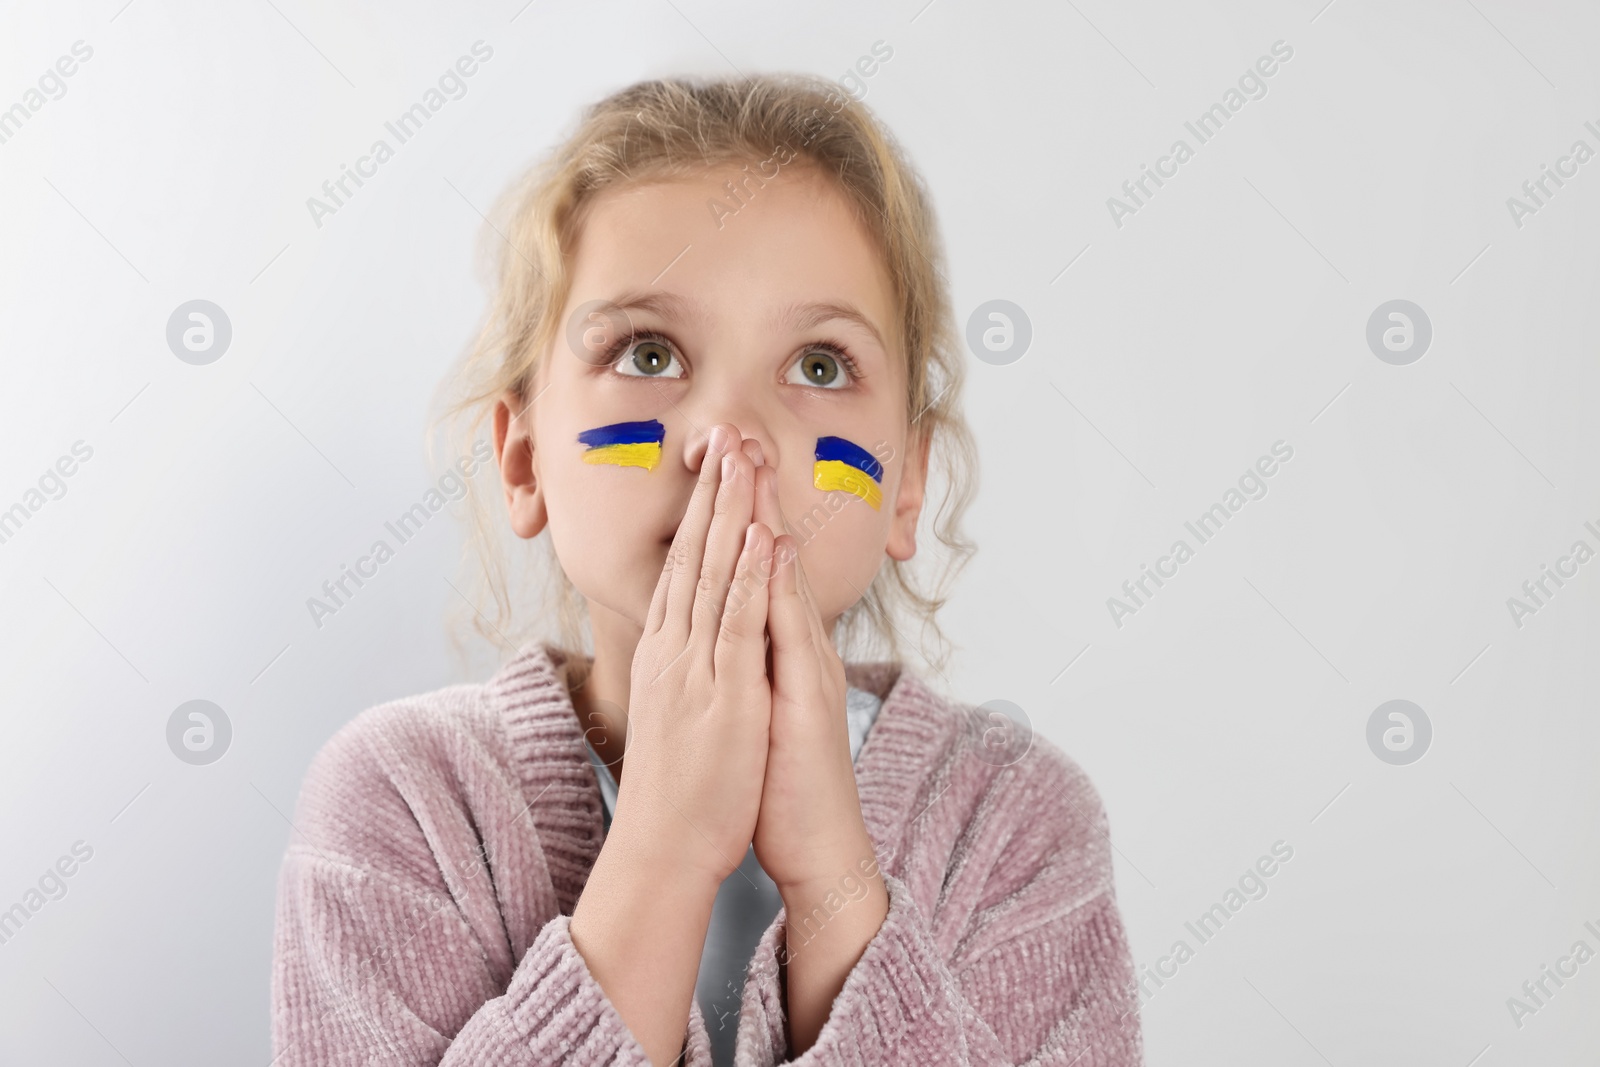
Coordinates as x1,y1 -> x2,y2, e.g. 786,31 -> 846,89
493,388 -> 548,540
885,427 -> 931,562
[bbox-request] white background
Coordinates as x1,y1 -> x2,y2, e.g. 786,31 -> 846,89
1,0 -> 1597,1063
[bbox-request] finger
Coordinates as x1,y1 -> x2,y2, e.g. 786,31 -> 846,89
780,530 -> 823,631
740,436 -> 765,469
751,463 -> 787,541
690,444 -> 757,645
643,532 -> 677,638
715,521 -> 773,681
749,463 -> 805,649
661,423 -> 737,636
767,533 -> 814,661
779,538 -> 849,734
752,462 -> 801,638
790,542 -> 835,669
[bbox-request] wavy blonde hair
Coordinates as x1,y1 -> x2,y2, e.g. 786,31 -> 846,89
430,72 -> 977,676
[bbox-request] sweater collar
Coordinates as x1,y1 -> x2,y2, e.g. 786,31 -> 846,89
484,642 -> 952,913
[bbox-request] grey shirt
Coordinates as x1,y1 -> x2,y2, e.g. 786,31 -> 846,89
582,687 -> 884,1065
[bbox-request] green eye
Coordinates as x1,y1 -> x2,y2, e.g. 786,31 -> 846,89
633,342 -> 671,374
615,339 -> 683,378
802,352 -> 837,385
790,349 -> 848,389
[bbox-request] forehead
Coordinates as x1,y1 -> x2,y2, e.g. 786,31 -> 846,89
565,163 -> 900,350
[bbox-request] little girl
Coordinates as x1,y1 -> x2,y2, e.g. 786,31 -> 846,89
271,73 -> 1142,1066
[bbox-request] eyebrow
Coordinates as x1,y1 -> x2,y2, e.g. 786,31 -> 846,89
775,300 -> 888,352
593,290 -> 710,328
594,291 -> 888,351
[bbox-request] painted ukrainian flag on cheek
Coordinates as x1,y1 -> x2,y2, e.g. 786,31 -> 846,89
813,436 -> 883,511
578,420 -> 665,471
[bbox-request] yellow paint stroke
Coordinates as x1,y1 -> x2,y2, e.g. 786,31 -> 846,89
813,459 -> 882,510
582,441 -> 662,471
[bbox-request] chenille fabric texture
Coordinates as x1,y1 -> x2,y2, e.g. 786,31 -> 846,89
270,643 -> 1144,1065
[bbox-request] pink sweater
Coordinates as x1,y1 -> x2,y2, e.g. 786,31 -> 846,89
270,643 -> 1144,1065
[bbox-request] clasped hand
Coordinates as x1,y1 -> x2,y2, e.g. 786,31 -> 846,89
617,422 -> 877,900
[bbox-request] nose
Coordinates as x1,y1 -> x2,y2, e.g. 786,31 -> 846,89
681,418 -> 774,474
672,345 -> 782,473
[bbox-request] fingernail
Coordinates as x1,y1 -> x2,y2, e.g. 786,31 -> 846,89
721,454 -> 735,482
744,523 -> 757,551
708,426 -> 729,454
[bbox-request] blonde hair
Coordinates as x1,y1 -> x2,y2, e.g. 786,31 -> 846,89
431,72 -> 977,675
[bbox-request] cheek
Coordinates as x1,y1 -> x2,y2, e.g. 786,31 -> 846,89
781,465 -> 890,615
538,440 -> 666,604
542,465 -> 613,568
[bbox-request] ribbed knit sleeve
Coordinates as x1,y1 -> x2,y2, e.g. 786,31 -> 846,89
269,696 -> 714,1066
730,739 -> 1143,1066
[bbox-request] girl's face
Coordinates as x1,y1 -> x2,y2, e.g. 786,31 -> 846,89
496,162 -> 928,637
